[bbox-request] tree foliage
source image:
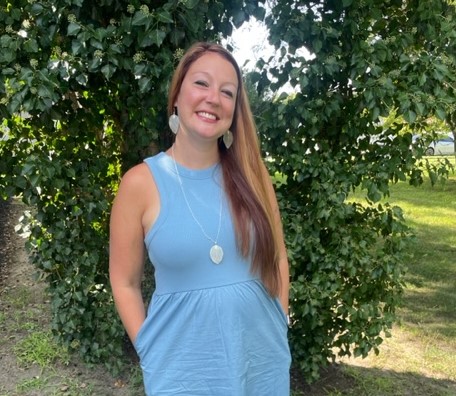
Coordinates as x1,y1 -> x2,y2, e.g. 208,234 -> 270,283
250,0 -> 456,379
1,0 -> 455,382
0,0 -> 265,373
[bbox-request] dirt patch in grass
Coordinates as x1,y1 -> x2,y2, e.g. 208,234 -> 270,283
0,200 -> 139,396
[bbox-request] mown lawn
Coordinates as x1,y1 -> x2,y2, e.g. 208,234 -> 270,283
329,158 -> 456,396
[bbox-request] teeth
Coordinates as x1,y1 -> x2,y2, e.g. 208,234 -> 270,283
198,111 -> 216,120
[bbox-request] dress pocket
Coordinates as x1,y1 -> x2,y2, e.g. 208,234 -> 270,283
133,317 -> 149,355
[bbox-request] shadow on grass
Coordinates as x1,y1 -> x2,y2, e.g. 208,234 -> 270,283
399,290 -> 456,339
373,177 -> 456,215
292,363 -> 456,395
405,247 -> 456,276
407,222 -> 456,255
400,236 -> 456,339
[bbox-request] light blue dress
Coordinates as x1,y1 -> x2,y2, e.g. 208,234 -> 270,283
134,152 -> 291,395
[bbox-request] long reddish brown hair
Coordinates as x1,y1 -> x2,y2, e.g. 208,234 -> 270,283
168,42 -> 281,296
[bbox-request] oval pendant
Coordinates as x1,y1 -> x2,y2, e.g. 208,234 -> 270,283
210,244 -> 223,264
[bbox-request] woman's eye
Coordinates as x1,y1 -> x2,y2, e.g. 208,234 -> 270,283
195,80 -> 208,87
222,90 -> 234,98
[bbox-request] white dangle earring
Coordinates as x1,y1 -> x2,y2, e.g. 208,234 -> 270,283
169,108 -> 179,134
223,130 -> 233,149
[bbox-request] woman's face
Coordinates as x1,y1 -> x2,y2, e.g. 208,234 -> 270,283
175,52 -> 238,143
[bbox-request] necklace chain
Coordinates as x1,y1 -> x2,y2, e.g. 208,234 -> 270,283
171,145 -> 223,249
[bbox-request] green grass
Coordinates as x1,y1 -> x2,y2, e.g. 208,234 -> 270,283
375,174 -> 456,340
13,331 -> 70,368
0,280 -> 128,396
336,161 -> 456,395
15,374 -> 96,396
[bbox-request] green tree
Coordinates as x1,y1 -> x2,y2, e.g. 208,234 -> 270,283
0,0 -> 265,372
249,0 -> 456,380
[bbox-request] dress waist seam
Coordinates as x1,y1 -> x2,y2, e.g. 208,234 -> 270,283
153,278 -> 262,297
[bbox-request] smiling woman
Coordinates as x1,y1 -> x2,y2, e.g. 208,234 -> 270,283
109,42 -> 291,395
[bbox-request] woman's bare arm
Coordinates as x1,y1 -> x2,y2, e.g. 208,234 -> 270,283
109,164 -> 156,342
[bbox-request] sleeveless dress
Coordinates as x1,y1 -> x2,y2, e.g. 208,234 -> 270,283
134,152 -> 291,395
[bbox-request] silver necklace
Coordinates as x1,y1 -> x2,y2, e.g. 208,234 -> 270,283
171,145 -> 224,264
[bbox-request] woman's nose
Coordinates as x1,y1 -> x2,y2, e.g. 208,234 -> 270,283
205,88 -> 220,106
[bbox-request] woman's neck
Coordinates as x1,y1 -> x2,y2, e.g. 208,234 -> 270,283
169,138 -> 220,169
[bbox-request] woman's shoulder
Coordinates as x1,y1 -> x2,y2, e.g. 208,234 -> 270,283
115,161 -> 157,207
113,162 -> 157,215
121,162 -> 151,187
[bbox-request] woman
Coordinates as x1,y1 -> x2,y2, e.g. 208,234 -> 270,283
109,42 -> 291,395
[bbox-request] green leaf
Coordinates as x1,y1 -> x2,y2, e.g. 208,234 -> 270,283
29,173 -> 41,188
75,73 -> 88,85
90,39 -> 103,50
150,30 -> 166,47
138,32 -> 154,48
343,0 -> 353,6
15,175 -> 27,189
101,63 -> 116,80
108,44 -> 122,54
11,8 -> 21,21
0,49 -> 15,63
22,97 -> 36,111
415,102 -> 425,116
72,39 -> 84,55
93,28 -> 107,42
183,0 -> 199,9
252,6 -> 266,21
2,67 -> 15,75
30,3 -> 44,15
312,39 -> 323,53
157,10 -> 173,24
19,67 -> 33,83
435,107 -> 446,120
134,63 -> 147,75
138,77 -> 151,93
24,39 -> 39,53
22,161 -> 36,175
53,179 -> 65,189
0,34 -> 13,47
418,73 -> 427,86
37,84 -> 52,98
372,106 -> 380,121
404,109 -> 416,124
170,29 -> 185,46
88,57 -> 102,72
8,98 -> 21,113
371,8 -> 382,20
233,10 -> 247,28
132,11 -> 149,26
67,22 -> 81,36
107,55 -> 119,66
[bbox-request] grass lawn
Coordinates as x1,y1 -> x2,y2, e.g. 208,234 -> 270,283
329,158 -> 456,395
